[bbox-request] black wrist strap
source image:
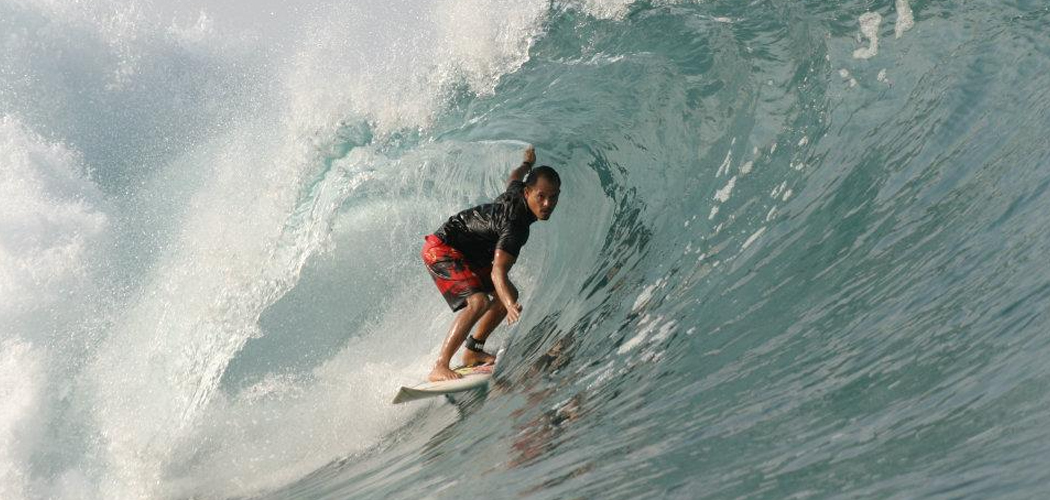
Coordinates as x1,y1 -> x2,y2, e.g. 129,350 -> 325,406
464,335 -> 485,353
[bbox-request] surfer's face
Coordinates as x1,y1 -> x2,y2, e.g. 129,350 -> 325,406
525,177 -> 560,221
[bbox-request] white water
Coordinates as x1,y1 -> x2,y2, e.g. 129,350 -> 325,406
0,0 -> 553,498
0,0 -> 661,496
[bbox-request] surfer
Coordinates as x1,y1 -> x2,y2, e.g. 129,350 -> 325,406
421,145 -> 561,382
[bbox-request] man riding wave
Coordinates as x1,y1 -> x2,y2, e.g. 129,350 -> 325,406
421,145 -> 561,381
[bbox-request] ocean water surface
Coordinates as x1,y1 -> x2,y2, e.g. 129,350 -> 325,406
2,0 -> 1050,499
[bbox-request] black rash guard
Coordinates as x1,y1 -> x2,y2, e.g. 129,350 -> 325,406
434,180 -> 537,267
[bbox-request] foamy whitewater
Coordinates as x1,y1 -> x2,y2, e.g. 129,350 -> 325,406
2,1 -> 1049,499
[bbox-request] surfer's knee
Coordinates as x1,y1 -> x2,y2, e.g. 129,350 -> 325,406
464,293 -> 489,313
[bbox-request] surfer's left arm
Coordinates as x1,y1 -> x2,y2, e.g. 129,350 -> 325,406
492,249 -> 523,324
507,145 -> 535,187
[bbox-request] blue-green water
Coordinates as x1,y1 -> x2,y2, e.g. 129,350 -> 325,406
2,1 -> 1049,499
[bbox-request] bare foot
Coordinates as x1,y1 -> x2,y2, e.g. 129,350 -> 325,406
428,365 -> 462,382
462,350 -> 496,367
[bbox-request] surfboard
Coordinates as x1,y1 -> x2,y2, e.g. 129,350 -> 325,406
392,363 -> 494,404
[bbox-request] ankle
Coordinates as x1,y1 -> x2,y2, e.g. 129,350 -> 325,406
464,335 -> 486,354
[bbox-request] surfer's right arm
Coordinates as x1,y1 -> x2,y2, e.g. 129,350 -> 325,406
492,249 -> 523,324
508,145 -> 535,187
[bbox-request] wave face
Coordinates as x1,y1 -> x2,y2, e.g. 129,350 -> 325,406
3,0 -> 1050,499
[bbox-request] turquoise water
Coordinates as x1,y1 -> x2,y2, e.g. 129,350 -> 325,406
2,1 -> 1050,499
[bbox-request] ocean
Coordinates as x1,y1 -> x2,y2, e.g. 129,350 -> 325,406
2,0 -> 1050,499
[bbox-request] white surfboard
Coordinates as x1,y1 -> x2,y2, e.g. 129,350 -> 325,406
392,363 -> 494,404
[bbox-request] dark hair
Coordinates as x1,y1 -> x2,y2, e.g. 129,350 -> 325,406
525,165 -> 561,186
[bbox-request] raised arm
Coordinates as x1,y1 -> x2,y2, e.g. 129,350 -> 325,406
491,249 -> 523,324
507,145 -> 536,187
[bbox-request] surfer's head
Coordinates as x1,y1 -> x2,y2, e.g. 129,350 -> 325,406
524,166 -> 561,221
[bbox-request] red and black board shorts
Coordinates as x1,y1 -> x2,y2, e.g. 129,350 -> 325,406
421,234 -> 494,312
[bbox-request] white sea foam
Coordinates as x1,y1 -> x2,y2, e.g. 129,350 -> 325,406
0,105 -> 110,500
618,316 -> 676,355
0,115 -> 109,330
619,332 -> 648,353
895,0 -> 915,39
286,0 -> 548,134
742,227 -> 766,249
165,283 -> 454,498
0,340 -> 47,500
2,1 -> 555,498
714,176 -> 737,203
716,143 -> 734,177
650,320 -> 678,344
633,282 -> 661,311
573,0 -> 636,20
878,69 -> 890,84
772,181 -> 787,198
853,12 -> 882,59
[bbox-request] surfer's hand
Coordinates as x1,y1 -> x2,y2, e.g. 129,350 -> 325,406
505,302 -> 523,324
523,145 -> 535,166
